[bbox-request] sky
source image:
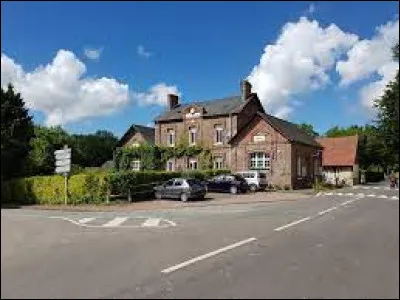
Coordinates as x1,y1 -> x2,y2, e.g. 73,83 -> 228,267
1,1 -> 399,137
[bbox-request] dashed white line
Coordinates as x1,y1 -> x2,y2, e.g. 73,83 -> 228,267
274,217 -> 311,232
78,217 -> 95,224
161,237 -> 257,274
367,194 -> 376,197
141,218 -> 161,227
345,192 -> 354,196
317,207 -> 338,215
336,192 -> 343,196
340,198 -> 358,206
391,196 -> 399,200
102,217 -> 129,227
377,195 -> 388,199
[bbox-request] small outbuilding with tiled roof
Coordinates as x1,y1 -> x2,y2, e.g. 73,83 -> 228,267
316,135 -> 359,186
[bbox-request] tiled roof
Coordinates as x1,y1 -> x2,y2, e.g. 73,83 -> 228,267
258,112 -> 322,147
316,135 -> 359,166
117,124 -> 155,147
155,96 -> 245,122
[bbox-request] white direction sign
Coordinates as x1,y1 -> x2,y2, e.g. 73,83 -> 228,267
54,147 -> 72,174
55,165 -> 71,174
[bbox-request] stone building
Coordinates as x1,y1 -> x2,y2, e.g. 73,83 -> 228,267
154,80 -> 322,189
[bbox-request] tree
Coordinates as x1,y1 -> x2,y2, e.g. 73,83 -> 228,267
1,84 -> 34,179
374,42 -> 399,170
27,125 -> 70,175
70,130 -> 118,167
296,123 -> 319,137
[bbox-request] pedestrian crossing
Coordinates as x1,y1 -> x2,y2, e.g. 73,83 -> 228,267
316,191 -> 399,200
352,185 -> 399,191
52,216 -> 177,228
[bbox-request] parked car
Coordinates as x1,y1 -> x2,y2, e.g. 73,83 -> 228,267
154,178 -> 207,201
206,174 -> 249,194
236,170 -> 268,191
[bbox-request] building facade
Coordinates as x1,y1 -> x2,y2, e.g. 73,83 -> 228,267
154,80 -> 322,189
316,135 -> 359,186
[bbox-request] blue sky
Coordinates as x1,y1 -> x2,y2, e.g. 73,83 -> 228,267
1,1 -> 399,137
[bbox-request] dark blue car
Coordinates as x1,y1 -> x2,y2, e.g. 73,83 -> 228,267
206,174 -> 249,194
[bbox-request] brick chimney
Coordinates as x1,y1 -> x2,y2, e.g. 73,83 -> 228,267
241,80 -> 252,101
167,94 -> 179,110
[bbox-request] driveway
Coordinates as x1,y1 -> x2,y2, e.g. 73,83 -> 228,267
1,183 -> 398,298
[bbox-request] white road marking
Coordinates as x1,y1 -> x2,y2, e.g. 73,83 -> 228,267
78,217 -> 95,224
315,192 -> 322,197
161,237 -> 257,274
274,217 -> 311,232
362,187 -> 370,189
340,198 -> 358,206
141,218 -> 161,227
391,196 -> 399,200
373,187 -> 380,190
102,217 -> 129,227
377,194 -> 388,199
317,207 -> 338,216
367,194 -> 376,197
336,192 -> 343,196
345,192 -> 354,196
324,192 -> 333,196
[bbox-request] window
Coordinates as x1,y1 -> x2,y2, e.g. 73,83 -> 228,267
174,180 -> 183,186
249,152 -> 271,170
302,157 -> 308,177
189,127 -> 197,145
188,158 -> 198,170
165,179 -> 174,186
131,160 -> 141,171
215,125 -> 223,144
167,129 -> 175,146
297,156 -> 302,177
213,156 -> 224,169
167,160 -> 174,171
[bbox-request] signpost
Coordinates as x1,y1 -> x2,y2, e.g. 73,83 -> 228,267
54,145 -> 71,205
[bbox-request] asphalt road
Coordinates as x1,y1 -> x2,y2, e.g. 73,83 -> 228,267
1,183 -> 399,299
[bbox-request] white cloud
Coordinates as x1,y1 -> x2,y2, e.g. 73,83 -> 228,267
307,3 -> 316,14
1,50 -> 129,126
336,18 -> 399,112
133,83 -> 181,106
137,45 -> 153,58
247,17 -> 358,118
84,47 -> 103,60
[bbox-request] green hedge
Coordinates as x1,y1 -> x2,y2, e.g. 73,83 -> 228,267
365,171 -> 384,183
1,169 -> 230,205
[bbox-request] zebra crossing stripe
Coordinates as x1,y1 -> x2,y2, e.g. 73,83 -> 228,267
102,217 -> 129,227
78,217 -> 95,224
141,218 -> 162,227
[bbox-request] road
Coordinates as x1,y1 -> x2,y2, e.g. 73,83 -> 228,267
1,183 -> 399,299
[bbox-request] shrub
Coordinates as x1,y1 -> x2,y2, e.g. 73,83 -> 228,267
1,173 -> 108,205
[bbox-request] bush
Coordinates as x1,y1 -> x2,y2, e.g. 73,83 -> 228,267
1,169 -> 231,205
1,173 -> 108,205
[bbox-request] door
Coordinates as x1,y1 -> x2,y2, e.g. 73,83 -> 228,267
163,179 -> 175,198
172,179 -> 185,199
209,175 -> 224,192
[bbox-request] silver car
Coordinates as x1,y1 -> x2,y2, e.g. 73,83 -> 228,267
154,178 -> 207,201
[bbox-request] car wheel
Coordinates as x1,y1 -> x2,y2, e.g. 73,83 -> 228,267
249,184 -> 257,192
155,191 -> 162,199
180,193 -> 188,202
230,186 -> 238,194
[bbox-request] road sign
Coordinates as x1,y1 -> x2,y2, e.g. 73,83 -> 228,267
55,165 -> 71,174
54,145 -> 72,205
55,159 -> 71,167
